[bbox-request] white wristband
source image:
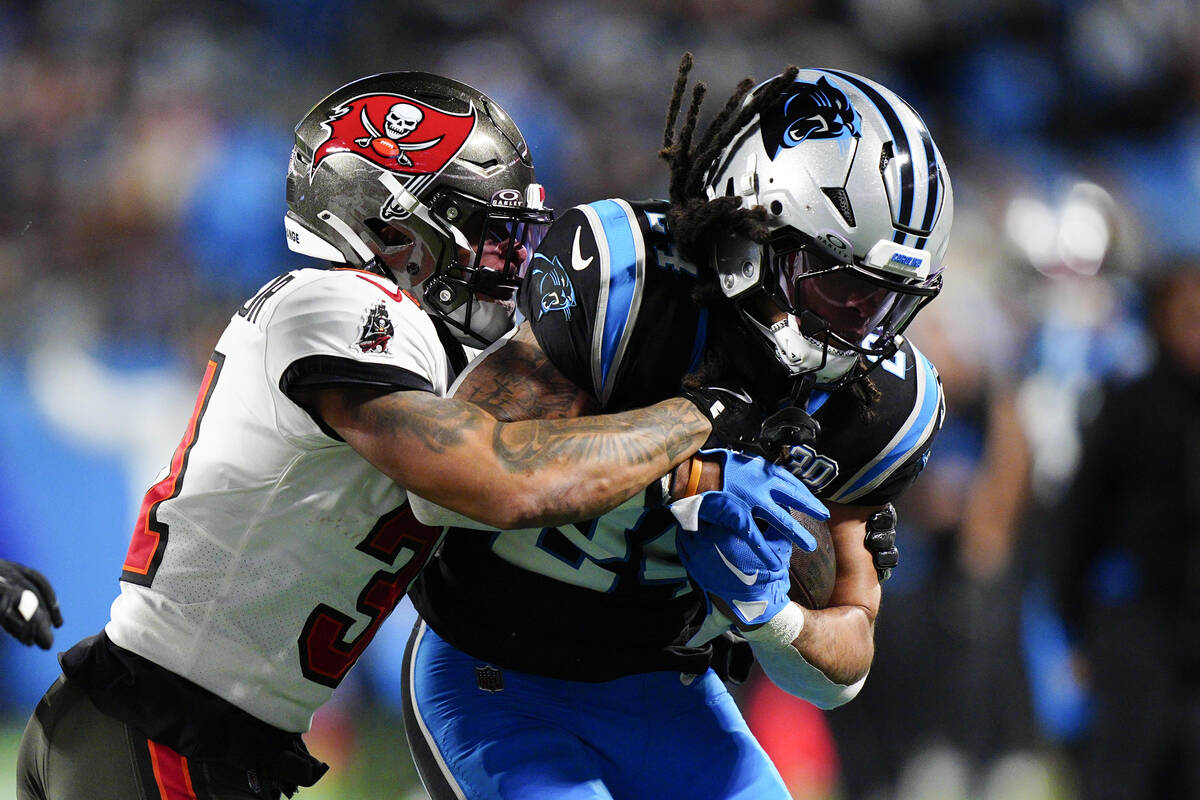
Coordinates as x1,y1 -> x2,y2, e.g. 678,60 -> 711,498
742,602 -> 805,647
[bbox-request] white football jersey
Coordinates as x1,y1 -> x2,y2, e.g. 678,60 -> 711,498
106,267 -> 450,732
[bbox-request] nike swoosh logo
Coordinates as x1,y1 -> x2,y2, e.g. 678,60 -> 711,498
357,274 -> 414,305
709,386 -> 754,405
716,546 -> 758,586
570,226 -> 594,271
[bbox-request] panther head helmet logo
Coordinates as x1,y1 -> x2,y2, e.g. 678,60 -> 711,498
760,76 -> 861,159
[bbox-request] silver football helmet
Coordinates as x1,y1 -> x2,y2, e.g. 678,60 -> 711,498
707,69 -> 953,386
285,72 -> 552,346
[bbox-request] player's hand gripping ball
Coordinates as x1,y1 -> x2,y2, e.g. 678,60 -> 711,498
671,450 -> 829,625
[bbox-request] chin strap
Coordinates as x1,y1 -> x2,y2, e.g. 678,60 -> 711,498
361,257 -> 399,284
787,372 -> 817,409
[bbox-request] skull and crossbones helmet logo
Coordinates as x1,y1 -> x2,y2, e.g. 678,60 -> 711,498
384,103 -> 423,139
287,73 -> 554,349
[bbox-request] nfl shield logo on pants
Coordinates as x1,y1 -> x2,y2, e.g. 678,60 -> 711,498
475,664 -> 504,693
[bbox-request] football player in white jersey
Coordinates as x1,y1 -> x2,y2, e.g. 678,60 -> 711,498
15,72 -> 817,800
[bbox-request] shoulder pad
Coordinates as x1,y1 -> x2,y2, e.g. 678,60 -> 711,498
813,338 -> 945,505
519,200 -> 704,409
262,267 -> 448,400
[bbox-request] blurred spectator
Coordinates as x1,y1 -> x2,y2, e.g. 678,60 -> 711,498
1047,262 -> 1200,800
815,263 -> 1052,800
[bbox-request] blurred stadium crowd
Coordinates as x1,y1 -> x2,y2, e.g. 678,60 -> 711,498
1,0 -> 1199,798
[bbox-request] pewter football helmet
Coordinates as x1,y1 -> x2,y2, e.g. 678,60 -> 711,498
285,72 -> 552,346
707,69 -> 953,386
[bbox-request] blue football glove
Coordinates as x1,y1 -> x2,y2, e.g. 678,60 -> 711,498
669,449 -> 829,627
675,502 -> 796,627
673,448 -> 828,550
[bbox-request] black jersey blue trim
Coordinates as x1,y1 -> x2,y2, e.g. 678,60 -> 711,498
589,200 -> 640,392
805,389 -> 832,415
834,343 -> 940,501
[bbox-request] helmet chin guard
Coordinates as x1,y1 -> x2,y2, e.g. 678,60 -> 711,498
432,293 -> 516,347
742,311 -> 858,384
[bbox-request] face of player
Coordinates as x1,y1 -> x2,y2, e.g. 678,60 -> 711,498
464,237 -> 530,300
374,234 -> 529,302
771,248 -> 911,344
374,201 -> 551,347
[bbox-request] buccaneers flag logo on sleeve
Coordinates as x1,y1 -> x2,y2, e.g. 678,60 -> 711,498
312,93 -> 476,176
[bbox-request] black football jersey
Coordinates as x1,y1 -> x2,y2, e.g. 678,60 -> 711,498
410,198 -> 945,681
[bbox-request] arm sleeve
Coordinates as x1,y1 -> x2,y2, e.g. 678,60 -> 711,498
742,605 -> 867,709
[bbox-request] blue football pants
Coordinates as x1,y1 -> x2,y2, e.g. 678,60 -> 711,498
402,621 -> 790,800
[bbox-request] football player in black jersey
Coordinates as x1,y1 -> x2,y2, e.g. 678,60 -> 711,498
404,55 -> 952,800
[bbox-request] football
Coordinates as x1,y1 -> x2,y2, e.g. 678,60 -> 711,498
787,510 -> 836,609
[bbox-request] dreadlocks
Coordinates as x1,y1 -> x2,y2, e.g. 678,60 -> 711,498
658,53 -> 799,268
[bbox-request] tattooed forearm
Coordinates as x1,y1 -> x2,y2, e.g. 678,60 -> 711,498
462,349 -> 586,421
491,399 -> 706,473
455,324 -> 707,474
457,324 -> 596,421
357,390 -> 483,453
316,321 -> 711,528
354,374 -> 703,472
484,398 -> 708,527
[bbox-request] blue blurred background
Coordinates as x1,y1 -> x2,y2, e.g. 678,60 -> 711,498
2,1 -> 1198,798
